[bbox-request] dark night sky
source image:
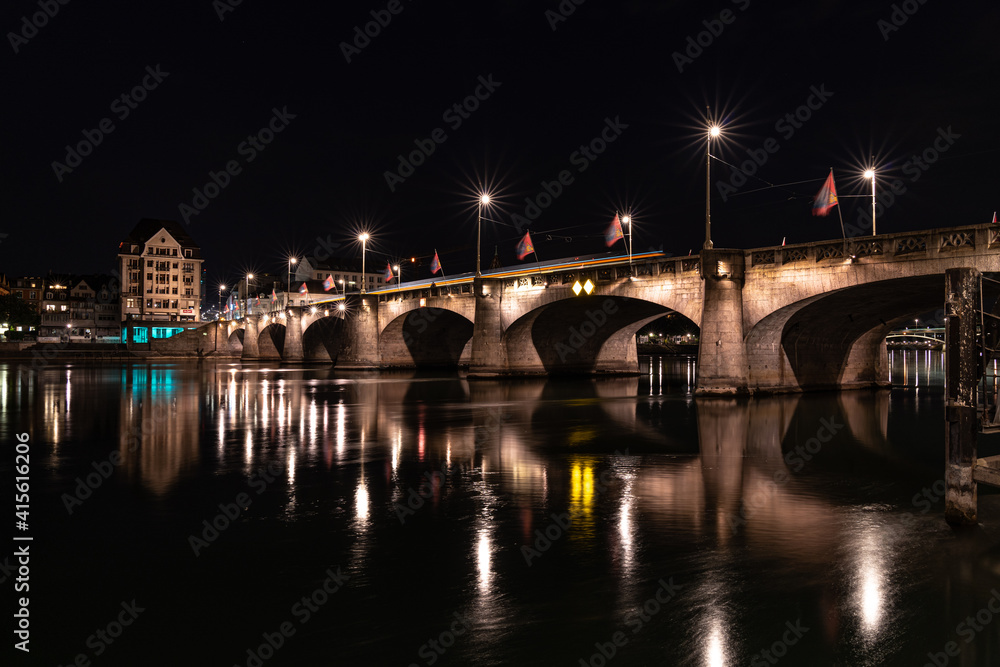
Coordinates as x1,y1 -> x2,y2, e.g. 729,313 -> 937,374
3,0 -> 998,292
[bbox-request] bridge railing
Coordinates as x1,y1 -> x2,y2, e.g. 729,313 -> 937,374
745,224 -> 998,269
371,253 -> 711,302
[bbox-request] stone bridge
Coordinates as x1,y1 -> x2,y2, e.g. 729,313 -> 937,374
172,223 -> 1000,394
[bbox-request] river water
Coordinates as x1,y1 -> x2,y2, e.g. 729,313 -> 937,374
4,352 -> 1000,666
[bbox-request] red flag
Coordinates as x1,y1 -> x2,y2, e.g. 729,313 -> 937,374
384,262 -> 394,282
323,275 -> 334,291
812,171 -> 839,216
605,214 -> 624,246
516,231 -> 535,260
430,250 -> 442,275
993,211 -> 997,224
299,282 -> 308,295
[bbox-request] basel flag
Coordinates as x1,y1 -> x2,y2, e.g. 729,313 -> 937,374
299,282 -> 308,295
605,214 -> 624,247
516,231 -> 535,260
271,288 -> 277,302
430,250 -> 442,275
323,275 -> 334,291
812,171 -> 839,216
384,262 -> 394,282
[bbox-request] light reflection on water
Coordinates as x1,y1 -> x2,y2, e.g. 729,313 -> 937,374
3,356 -> 1000,665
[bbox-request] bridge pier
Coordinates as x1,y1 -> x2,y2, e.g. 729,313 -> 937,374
944,267 -> 979,525
696,250 -> 748,396
469,277 -> 508,377
337,294 -> 379,370
283,307 -> 304,362
241,316 -> 260,360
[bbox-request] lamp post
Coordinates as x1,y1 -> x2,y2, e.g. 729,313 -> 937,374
288,256 -> 297,296
864,169 -> 876,236
476,193 -> 490,277
705,122 -> 721,249
218,283 -> 225,320
622,214 -> 633,265
246,273 -> 253,315
358,233 -> 369,293
394,264 -> 401,291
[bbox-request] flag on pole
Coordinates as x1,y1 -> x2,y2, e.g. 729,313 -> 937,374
812,171 -> 839,216
430,250 -> 442,275
255,295 -> 260,306
993,211 -> 998,224
384,262 -> 394,282
516,231 -> 535,260
605,214 -> 624,247
323,275 -> 334,291
299,282 -> 308,295
271,288 -> 277,302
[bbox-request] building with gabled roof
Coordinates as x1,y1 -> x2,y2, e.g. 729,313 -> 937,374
117,219 -> 204,322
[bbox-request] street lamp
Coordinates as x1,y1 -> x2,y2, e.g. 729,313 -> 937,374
863,169 -> 876,236
358,233 -> 369,293
218,283 -> 226,320
393,264 -> 401,292
476,193 -> 490,277
705,121 -> 721,250
246,273 -> 253,315
622,214 -> 633,265
288,256 -> 297,296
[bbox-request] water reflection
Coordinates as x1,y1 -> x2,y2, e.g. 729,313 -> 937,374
5,354 -> 997,666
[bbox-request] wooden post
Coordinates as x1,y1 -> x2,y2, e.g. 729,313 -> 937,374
944,267 -> 980,525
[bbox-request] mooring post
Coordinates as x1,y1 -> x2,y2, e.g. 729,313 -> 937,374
944,267 -> 980,525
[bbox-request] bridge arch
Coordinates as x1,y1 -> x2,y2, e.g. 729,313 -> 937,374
502,295 -> 681,374
379,307 -> 474,368
257,322 -> 286,360
302,315 -> 344,362
227,328 -> 244,354
746,275 -> 946,391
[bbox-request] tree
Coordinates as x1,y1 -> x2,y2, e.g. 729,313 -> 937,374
0,294 -> 40,339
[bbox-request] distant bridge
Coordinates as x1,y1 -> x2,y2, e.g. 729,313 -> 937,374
143,223 -> 1000,394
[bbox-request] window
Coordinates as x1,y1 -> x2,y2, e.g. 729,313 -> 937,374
28,291 -> 35,299
147,273 -> 153,281
46,292 -> 53,299
15,291 -> 23,298
60,305 -> 67,312
153,300 -> 161,309
45,305 -> 55,312
172,249 -> 178,256
146,299 -> 153,308
172,262 -> 178,269
170,300 -> 178,309
185,249 -> 192,257
172,287 -> 178,295
172,275 -> 178,282
147,260 -> 153,267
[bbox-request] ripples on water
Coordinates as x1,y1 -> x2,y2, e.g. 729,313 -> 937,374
4,351 -> 1000,666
